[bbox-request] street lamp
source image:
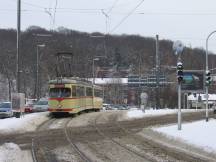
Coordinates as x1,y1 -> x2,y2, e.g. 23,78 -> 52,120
36,44 -> 45,100
92,56 -> 107,84
205,30 -> 216,122
92,57 -> 99,83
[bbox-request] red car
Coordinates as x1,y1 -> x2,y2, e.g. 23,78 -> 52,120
24,105 -> 33,113
24,99 -> 37,113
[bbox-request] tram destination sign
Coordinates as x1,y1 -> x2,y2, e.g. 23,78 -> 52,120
181,70 -> 204,92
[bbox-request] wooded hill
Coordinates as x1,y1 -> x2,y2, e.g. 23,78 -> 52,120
0,26 -> 215,107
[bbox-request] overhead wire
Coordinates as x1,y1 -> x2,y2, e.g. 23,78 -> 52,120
2,5 -> 216,16
109,0 -> 145,33
9,0 -> 45,9
137,12 -> 216,16
53,0 -> 58,29
107,0 -> 119,14
7,0 -> 216,16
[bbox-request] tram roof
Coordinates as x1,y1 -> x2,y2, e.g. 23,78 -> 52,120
49,77 -> 100,88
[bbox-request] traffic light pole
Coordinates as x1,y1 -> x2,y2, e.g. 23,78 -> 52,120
205,30 -> 216,122
177,60 -> 183,130
178,83 -> 182,130
205,86 -> 208,122
173,40 -> 184,130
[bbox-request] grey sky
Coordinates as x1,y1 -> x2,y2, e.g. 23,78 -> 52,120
1,0 -> 216,52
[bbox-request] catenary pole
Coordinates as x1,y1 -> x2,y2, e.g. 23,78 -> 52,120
155,35 -> 160,109
17,0 -> 21,93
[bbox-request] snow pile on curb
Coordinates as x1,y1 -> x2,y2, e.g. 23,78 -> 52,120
0,112 -> 49,134
154,119 -> 216,153
0,143 -> 23,162
127,109 -> 203,119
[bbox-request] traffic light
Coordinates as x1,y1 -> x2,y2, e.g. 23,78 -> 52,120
177,62 -> 183,83
205,70 -> 212,86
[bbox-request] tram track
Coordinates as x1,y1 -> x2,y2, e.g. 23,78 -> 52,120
115,111 -> 216,162
33,117 -> 76,162
92,114 -> 152,162
32,117 -> 58,162
64,127 -> 93,162
33,114 -> 95,162
91,111 -> 216,162
1,110 -> 215,162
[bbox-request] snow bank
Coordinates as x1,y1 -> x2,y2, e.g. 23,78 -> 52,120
127,109 -> 202,119
154,119 -> 216,153
0,112 -> 49,134
0,143 -> 23,162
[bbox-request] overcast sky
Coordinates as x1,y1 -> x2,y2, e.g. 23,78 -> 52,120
1,0 -> 216,52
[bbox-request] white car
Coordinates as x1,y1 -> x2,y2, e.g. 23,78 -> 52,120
32,100 -> 48,112
0,102 -> 13,118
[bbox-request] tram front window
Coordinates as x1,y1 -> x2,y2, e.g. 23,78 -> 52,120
49,88 -> 71,98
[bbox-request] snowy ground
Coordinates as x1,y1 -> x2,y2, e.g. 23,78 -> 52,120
126,108 -> 216,154
0,112 -> 49,135
126,108 -> 204,119
0,143 -> 33,162
0,108 -> 203,135
0,109 -> 214,162
153,119 -> 216,154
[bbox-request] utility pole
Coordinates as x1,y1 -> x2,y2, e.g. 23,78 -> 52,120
138,53 -> 141,108
36,44 -> 45,100
155,35 -> 160,109
17,0 -> 21,93
101,10 -> 109,56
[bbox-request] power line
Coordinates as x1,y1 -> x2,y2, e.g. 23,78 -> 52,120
137,12 -> 216,16
110,0 -> 145,33
9,0 -> 45,9
3,6 -> 216,16
107,0 -> 119,14
53,0 -> 58,28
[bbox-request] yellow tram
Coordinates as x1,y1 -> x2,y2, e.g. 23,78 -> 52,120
48,78 -> 103,115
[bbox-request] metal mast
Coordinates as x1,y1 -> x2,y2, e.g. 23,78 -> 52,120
17,0 -> 21,93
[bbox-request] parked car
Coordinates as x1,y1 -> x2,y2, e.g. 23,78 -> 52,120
0,102 -> 13,118
111,104 -> 129,110
32,99 -> 48,112
117,104 -> 129,110
102,103 -> 111,110
106,104 -> 118,110
24,99 -> 37,113
213,103 -> 216,114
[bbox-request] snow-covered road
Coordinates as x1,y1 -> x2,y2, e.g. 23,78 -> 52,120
0,109 -> 215,162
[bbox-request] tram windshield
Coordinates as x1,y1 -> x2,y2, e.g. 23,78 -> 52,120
49,88 -> 71,98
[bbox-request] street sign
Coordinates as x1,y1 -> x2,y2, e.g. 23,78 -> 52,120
181,70 -> 204,92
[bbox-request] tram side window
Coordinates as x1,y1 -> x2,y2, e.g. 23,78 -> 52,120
86,87 -> 93,96
72,86 -> 76,97
94,89 -> 102,97
77,86 -> 85,97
